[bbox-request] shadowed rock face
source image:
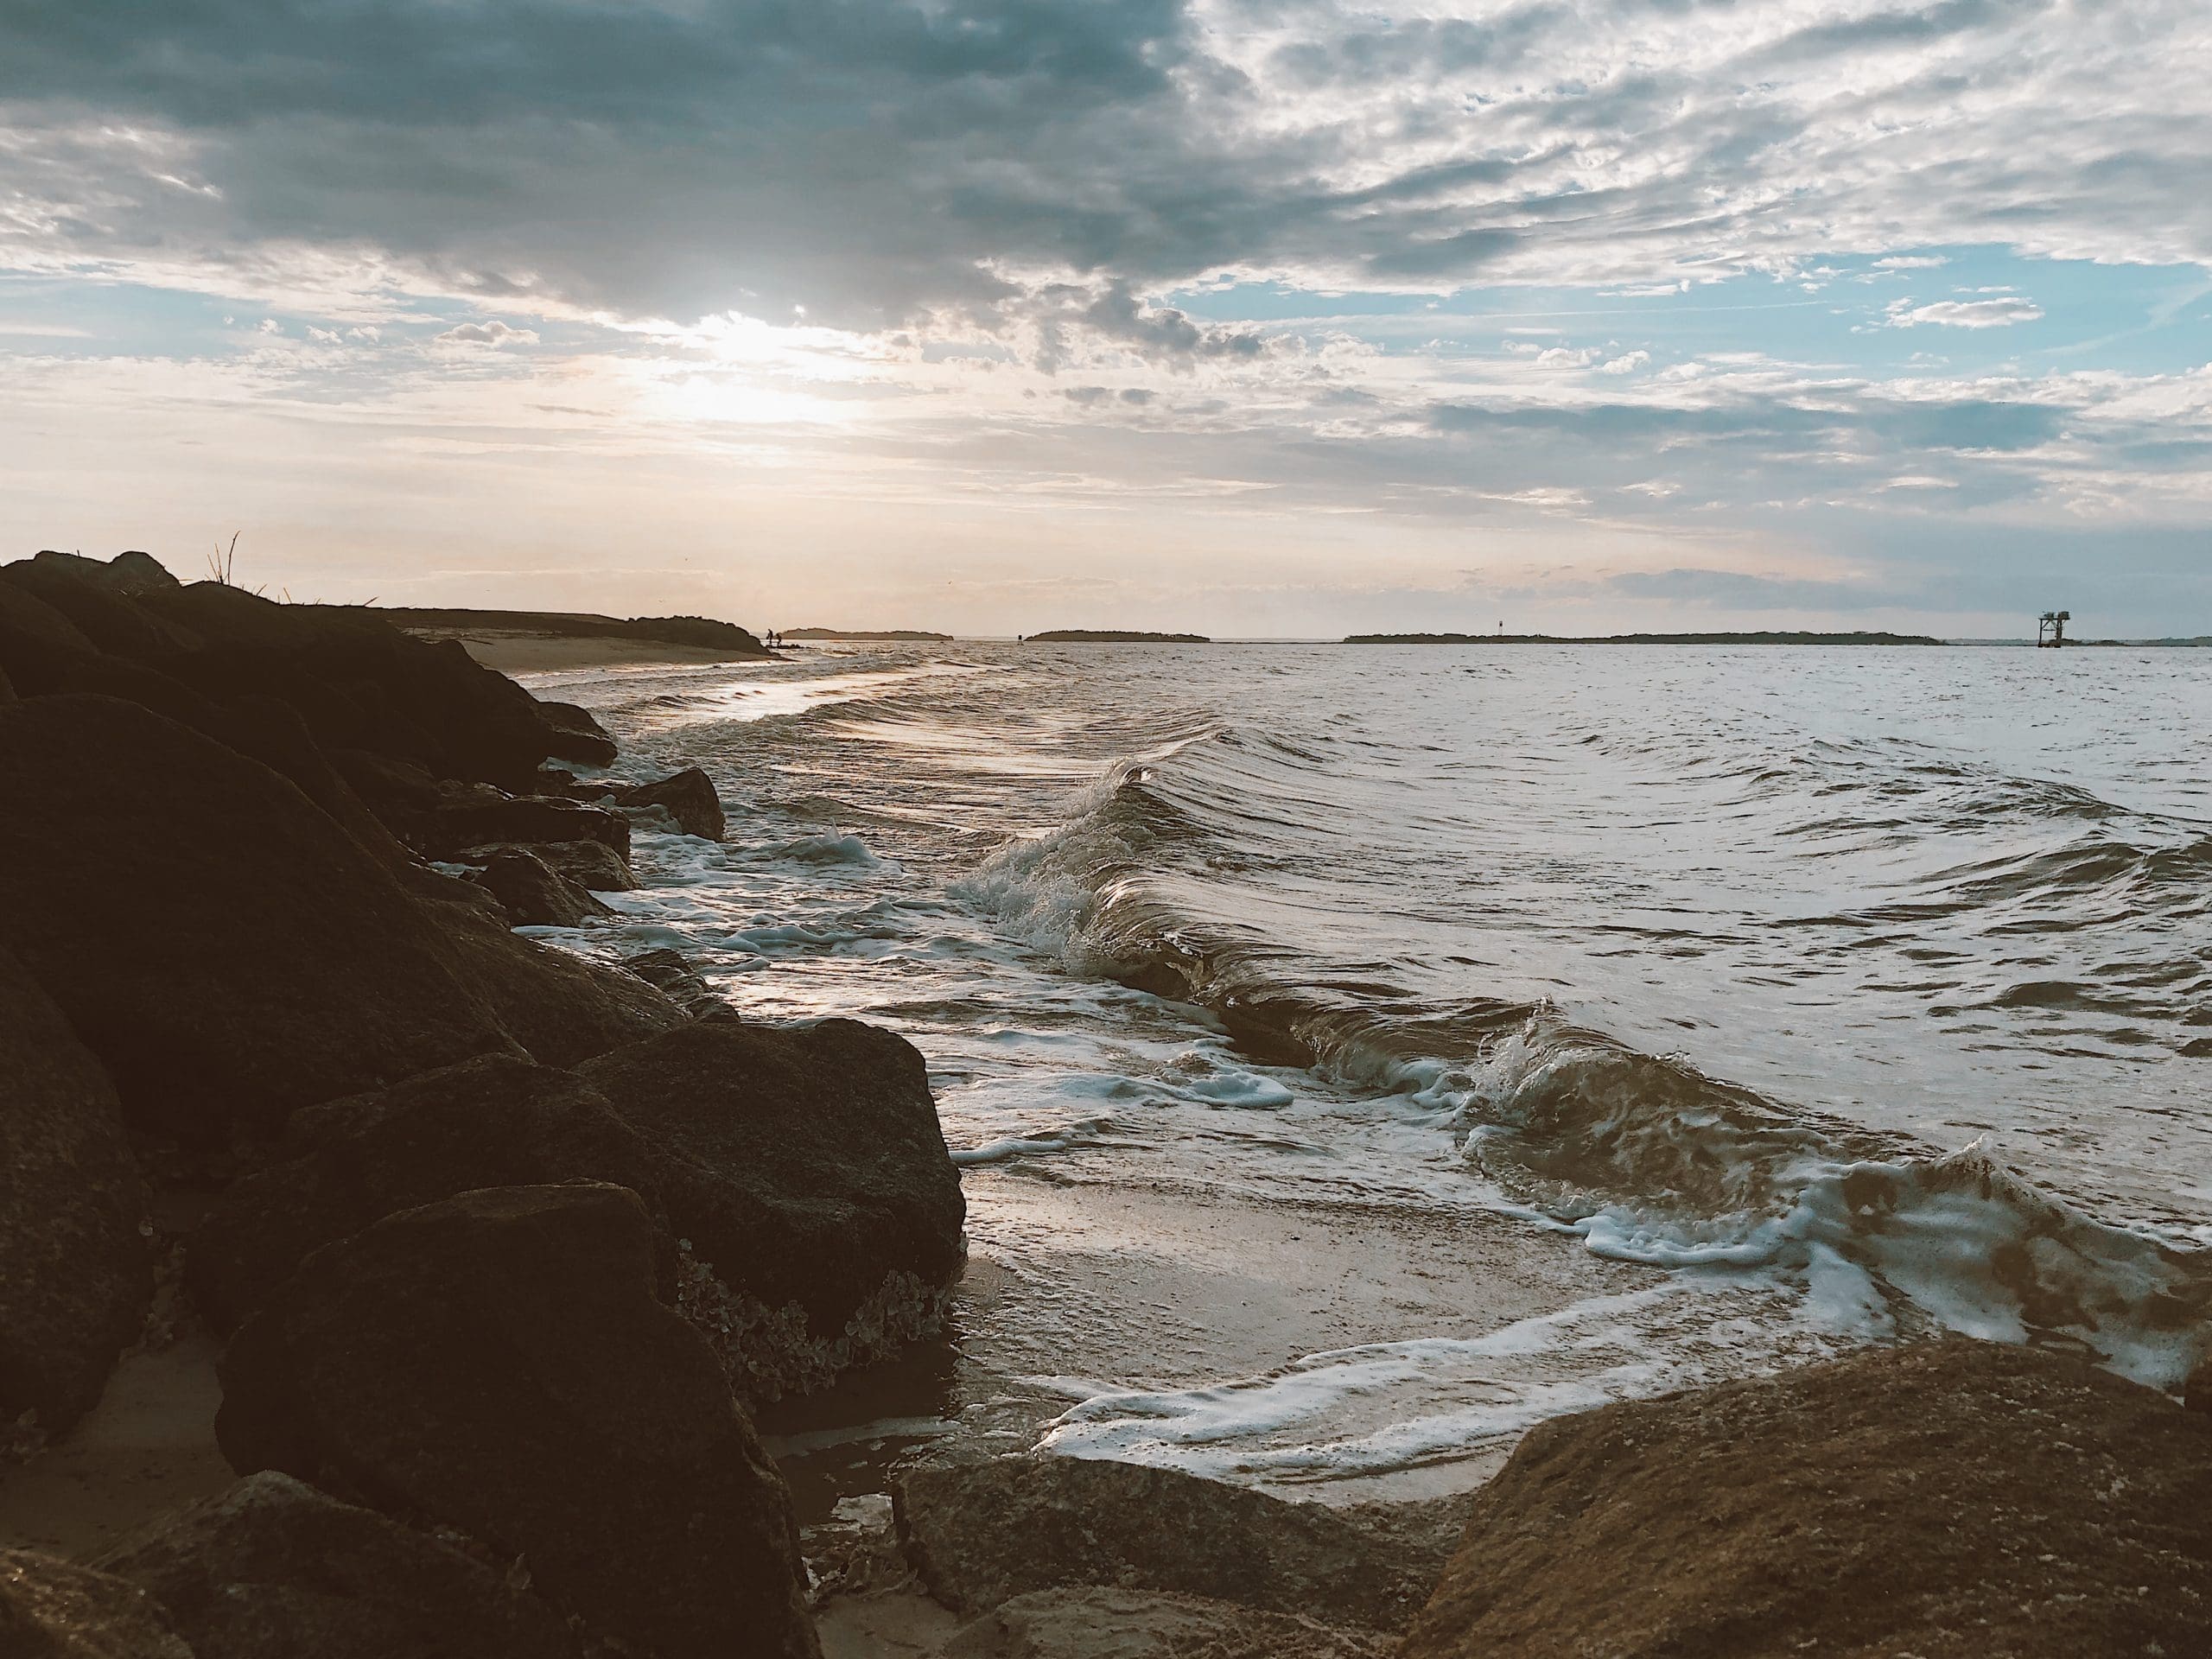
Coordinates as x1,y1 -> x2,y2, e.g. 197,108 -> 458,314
1398,1338 -> 2212,1659
613,766 -> 726,840
94,1471 -> 571,1659
0,1549 -> 193,1658
215,1184 -> 820,1659
938,1588 -> 1389,1659
893,1455 -> 1466,1635
186,1054 -> 671,1335
466,847 -> 611,926
0,947 -> 147,1438
461,837 -> 636,890
0,695 -> 683,1143
580,1018 -> 967,1342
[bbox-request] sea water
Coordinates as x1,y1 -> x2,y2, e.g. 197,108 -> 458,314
520,642 -> 2212,1488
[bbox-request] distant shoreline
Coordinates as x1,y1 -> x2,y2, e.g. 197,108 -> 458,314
376,605 -> 772,672
1028,628 -> 1211,643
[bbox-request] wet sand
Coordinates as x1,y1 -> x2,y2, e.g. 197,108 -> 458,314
0,1334 -> 231,1559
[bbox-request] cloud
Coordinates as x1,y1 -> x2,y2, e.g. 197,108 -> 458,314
1598,350 -> 1649,375
0,0 -> 2205,331
1885,297 -> 2046,329
435,320 -> 539,346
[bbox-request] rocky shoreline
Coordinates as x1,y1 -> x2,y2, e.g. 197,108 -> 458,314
3,549 -> 2210,1656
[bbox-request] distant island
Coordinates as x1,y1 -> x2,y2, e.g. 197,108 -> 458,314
1344,630 -> 1947,646
378,606 -> 770,672
781,626 -> 952,641
1027,629 -> 1211,643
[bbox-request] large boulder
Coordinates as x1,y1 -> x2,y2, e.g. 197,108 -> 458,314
0,556 -> 601,792
0,1550 -> 193,1658
1398,1338 -> 2212,1659
463,837 -> 636,891
401,789 -> 632,861
613,766 -> 725,840
894,1456 -> 1463,1633
188,1054 -> 668,1333
466,847 -> 610,927
579,1018 -> 965,1394
939,1588 -> 1387,1659
215,1183 -> 819,1659
94,1471 -> 571,1659
0,695 -> 681,1143
533,699 -> 617,768
0,946 -> 148,1437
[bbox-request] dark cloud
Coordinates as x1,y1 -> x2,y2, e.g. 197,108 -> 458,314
3,0 -> 2203,330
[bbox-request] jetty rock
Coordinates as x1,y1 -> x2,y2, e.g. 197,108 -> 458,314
185,1054 -> 670,1334
215,1184 -> 820,1659
580,1017 -> 966,1397
610,766 -> 727,840
94,1471 -> 570,1659
0,557 -> 590,793
893,1453 -> 1465,1634
461,836 -> 636,890
465,846 -> 612,926
0,1549 -> 194,1658
0,949 -> 147,1439
0,695 -> 682,1144
939,1587 -> 1389,1659
1397,1338 -> 2212,1659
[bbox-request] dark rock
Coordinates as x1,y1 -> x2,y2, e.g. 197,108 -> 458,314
2,555 -> 203,659
1397,1338 -> 2212,1659
0,1549 -> 193,1658
94,1470 -> 571,1659
2186,1351 -> 2212,1413
23,549 -> 181,595
188,1054 -> 667,1333
0,946 -> 148,1437
216,1183 -> 820,1659
467,848 -> 611,927
461,838 -> 635,891
108,551 -> 183,594
894,1456 -> 1463,1633
939,1588 -> 1388,1659
327,746 -> 445,810
0,663 -> 12,702
534,700 -> 617,768
620,948 -> 723,1016
404,790 -> 632,861
580,1019 -> 964,1392
0,695 -> 681,1143
613,766 -> 725,840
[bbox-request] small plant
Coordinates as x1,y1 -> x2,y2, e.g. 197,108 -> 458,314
206,531 -> 242,586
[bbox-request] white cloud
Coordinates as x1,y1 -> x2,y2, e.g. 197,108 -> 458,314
435,320 -> 540,347
1874,256 -> 1950,270
1885,298 -> 2046,329
1598,351 -> 1650,375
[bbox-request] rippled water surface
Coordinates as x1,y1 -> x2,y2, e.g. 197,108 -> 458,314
528,642 -> 2212,1482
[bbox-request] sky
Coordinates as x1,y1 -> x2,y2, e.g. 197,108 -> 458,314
3,0 -> 2210,638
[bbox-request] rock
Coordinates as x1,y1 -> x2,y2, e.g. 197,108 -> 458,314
2187,1351 -> 2212,1413
620,948 -> 724,1016
534,699 -> 618,768
461,837 -> 635,890
939,1588 -> 1389,1659
0,1549 -> 193,1658
0,695 -> 682,1143
22,549 -> 181,595
188,1054 -> 668,1333
0,946 -> 148,1437
404,789 -> 632,861
93,1471 -> 571,1659
216,1183 -> 819,1659
894,1456 -> 1461,1633
580,1018 -> 964,1394
1397,1338 -> 2212,1659
0,663 -> 12,702
467,848 -> 611,927
614,766 -> 725,840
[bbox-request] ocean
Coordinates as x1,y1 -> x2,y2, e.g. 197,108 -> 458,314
518,641 -> 2212,1498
